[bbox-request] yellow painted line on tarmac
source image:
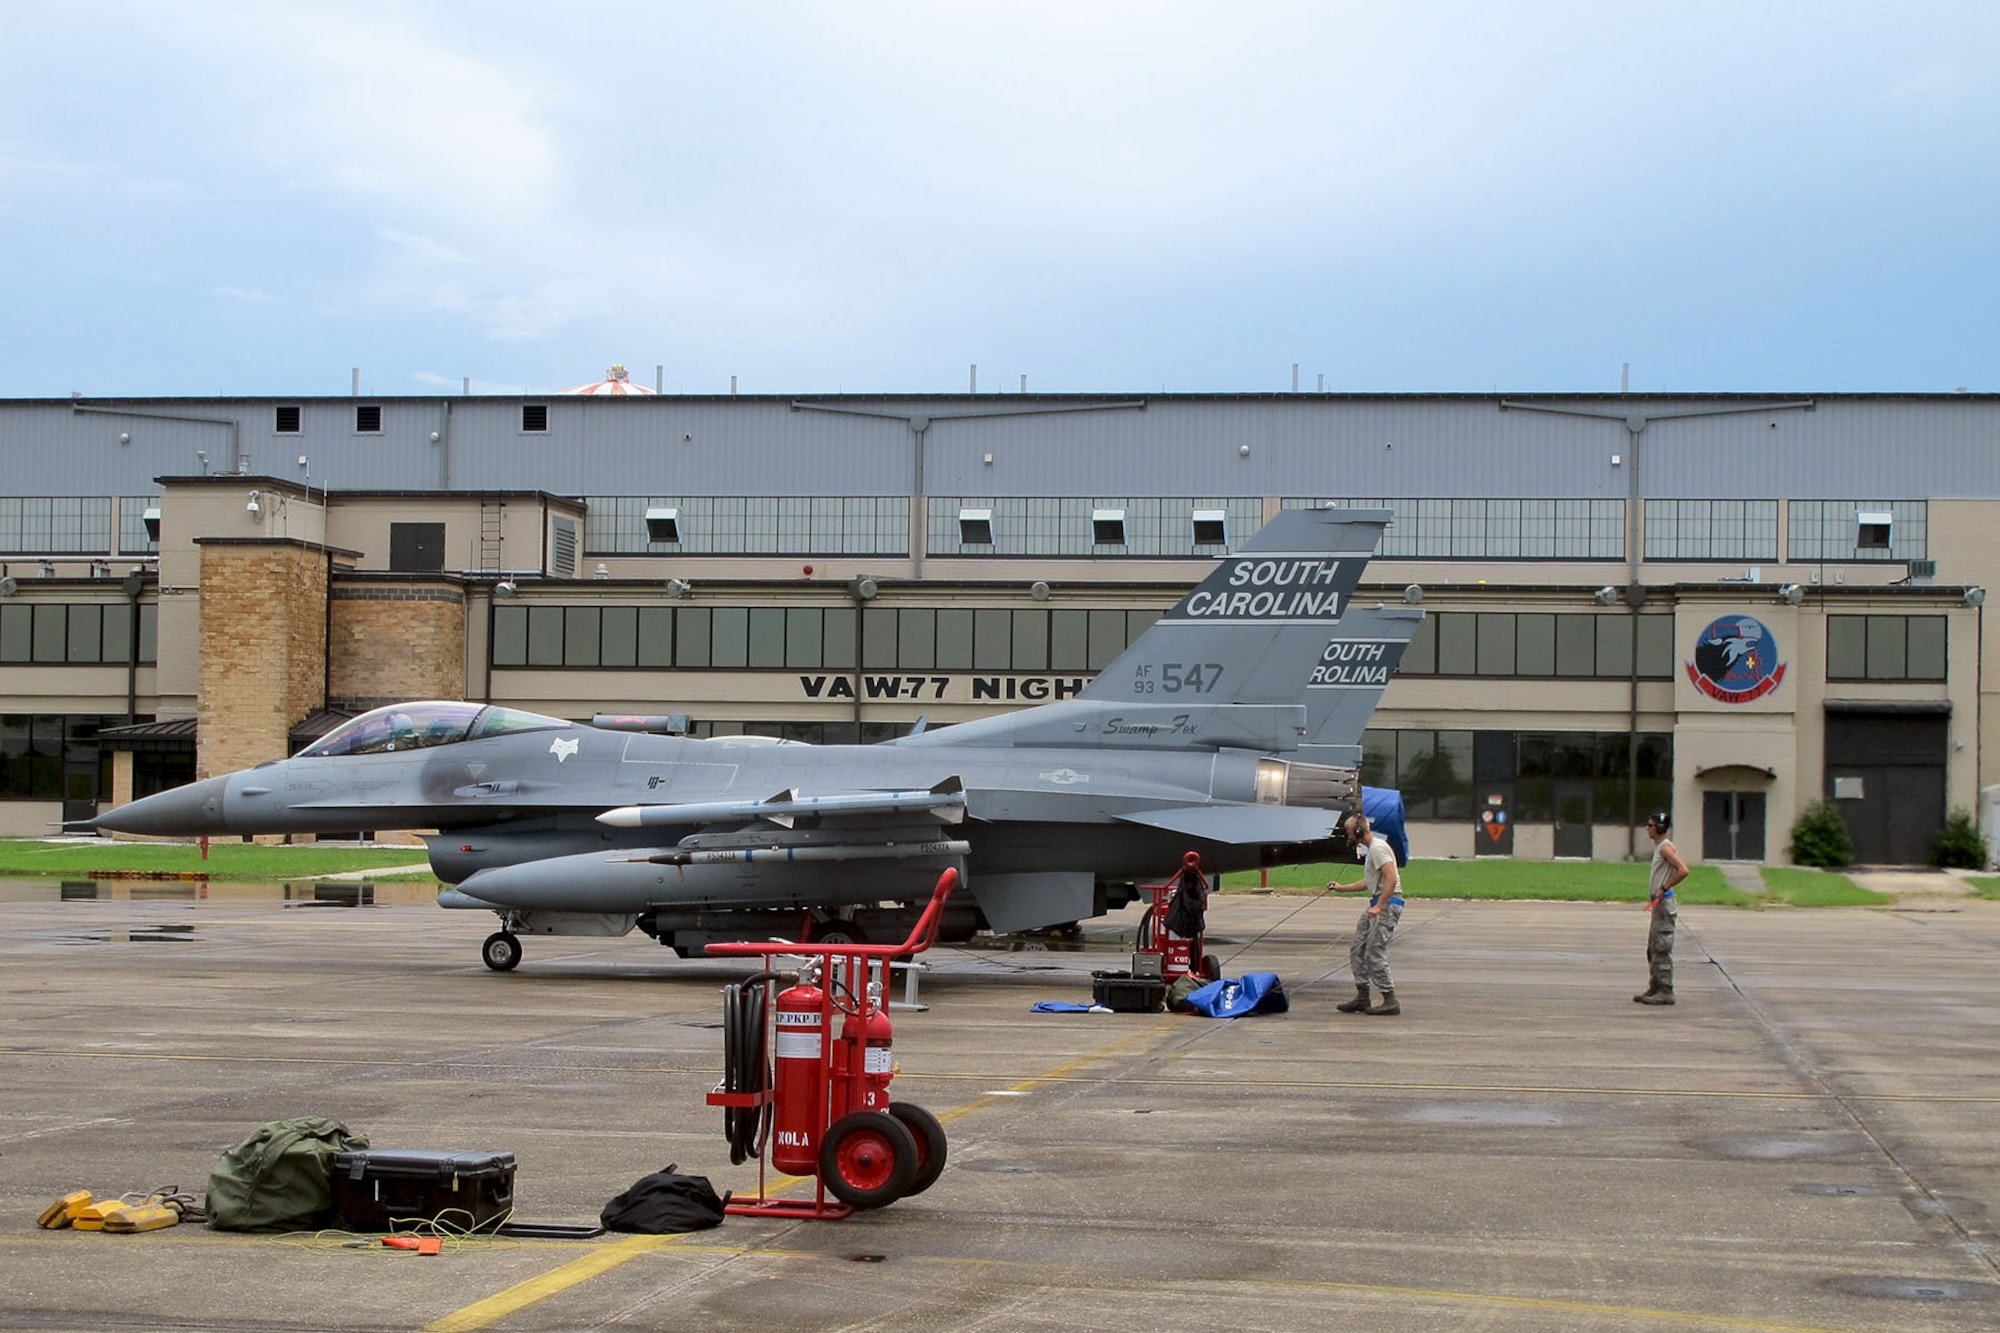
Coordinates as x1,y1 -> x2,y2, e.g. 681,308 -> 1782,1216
424,1233 -> 680,1332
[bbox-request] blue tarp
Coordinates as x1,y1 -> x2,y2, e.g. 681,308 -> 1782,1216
1183,972 -> 1290,1017
1361,786 -> 1409,866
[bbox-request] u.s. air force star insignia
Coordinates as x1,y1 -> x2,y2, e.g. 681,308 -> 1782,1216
1038,767 -> 1087,785
549,737 -> 581,763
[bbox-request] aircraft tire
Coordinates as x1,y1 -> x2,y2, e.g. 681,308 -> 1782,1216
482,931 -> 523,972
820,1111 -> 917,1210
811,917 -> 868,946
886,1102 -> 947,1196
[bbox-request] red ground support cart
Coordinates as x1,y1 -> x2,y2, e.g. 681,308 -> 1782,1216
1135,851 -> 1221,985
704,868 -> 957,1221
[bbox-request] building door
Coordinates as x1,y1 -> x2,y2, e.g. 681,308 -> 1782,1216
1553,781 -> 1593,858
1825,711 -> 1948,864
1475,788 -> 1513,856
389,522 -> 447,573
62,758 -> 98,826
1702,791 -> 1766,861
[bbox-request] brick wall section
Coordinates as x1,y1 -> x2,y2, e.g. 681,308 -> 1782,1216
328,583 -> 467,707
197,543 -> 330,778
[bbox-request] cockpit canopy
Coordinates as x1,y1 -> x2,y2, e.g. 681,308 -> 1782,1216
297,702 -> 571,758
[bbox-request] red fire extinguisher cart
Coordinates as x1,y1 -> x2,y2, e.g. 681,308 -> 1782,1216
1136,851 -> 1221,984
705,867 -> 957,1220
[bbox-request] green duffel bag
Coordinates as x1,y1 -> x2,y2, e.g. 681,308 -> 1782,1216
206,1117 -> 369,1231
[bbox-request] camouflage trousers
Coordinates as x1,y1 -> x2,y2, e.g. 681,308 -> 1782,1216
1349,900 -> 1402,992
1646,903 -> 1677,991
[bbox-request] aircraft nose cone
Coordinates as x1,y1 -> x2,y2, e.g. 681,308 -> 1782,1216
88,775 -> 232,836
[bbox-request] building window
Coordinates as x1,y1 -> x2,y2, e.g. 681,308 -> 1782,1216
1644,499 -> 1779,561
275,406 -> 302,434
1787,500 -> 1926,562
1826,614 -> 1947,681
928,497 -> 1262,557
1282,497 -> 1625,560
0,715 -> 122,800
585,496 -> 909,556
489,603 -> 1161,671
0,603 -> 152,664
1365,728 -> 1672,825
521,404 -> 549,433
0,497 -> 115,555
355,404 -> 382,434
1398,612 -> 1672,679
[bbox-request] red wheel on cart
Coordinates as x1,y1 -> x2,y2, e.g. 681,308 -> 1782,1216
820,1111 -> 918,1209
886,1102 -> 947,1196
1200,953 -> 1221,980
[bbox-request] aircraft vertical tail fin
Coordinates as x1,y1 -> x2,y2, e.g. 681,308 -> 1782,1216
1079,507 -> 1394,708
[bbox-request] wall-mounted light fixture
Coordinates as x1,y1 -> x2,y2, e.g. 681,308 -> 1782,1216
1778,584 -> 1804,605
1967,587 -> 1987,608
1592,586 -> 1618,605
1403,584 -> 1424,605
665,578 -> 692,598
494,580 -> 518,599
851,575 -> 879,601
1029,580 -> 1051,602
593,563 -> 611,580
245,490 -> 262,519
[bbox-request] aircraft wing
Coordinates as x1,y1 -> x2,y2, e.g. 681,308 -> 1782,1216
1113,803 -> 1340,845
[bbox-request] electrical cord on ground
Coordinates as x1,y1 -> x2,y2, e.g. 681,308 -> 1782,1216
720,971 -> 778,1165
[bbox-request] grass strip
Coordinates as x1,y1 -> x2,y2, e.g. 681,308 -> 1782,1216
0,838 -> 438,882
1756,866 -> 1892,906
1223,859 -> 1755,906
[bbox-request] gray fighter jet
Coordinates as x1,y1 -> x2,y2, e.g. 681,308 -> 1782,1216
86,507 -> 1420,969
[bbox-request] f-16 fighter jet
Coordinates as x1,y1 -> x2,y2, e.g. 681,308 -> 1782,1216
87,508 -> 1420,970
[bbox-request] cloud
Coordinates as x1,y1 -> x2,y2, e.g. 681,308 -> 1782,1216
411,370 -> 528,395
377,227 -> 475,267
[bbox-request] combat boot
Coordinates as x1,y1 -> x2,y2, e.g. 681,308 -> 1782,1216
1632,985 -> 1657,1003
1336,985 -> 1371,1013
1365,988 -> 1401,1016
1634,987 -> 1675,1006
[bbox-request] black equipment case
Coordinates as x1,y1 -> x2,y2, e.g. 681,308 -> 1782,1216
1091,970 -> 1167,1013
330,1149 -> 516,1232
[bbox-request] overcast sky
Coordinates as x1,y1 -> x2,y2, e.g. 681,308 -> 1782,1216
2,2 -> 1995,398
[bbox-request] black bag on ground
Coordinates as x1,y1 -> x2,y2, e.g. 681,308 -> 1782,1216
207,1116 -> 369,1231
1163,867 -> 1208,939
600,1164 -> 729,1233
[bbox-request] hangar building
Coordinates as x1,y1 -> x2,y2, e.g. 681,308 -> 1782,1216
1,381 -> 1992,866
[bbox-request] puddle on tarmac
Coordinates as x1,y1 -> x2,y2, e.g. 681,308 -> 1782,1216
1828,1276 -> 1999,1303
1404,1103 -> 1563,1127
0,877 -> 437,908
1692,1133 -> 1874,1161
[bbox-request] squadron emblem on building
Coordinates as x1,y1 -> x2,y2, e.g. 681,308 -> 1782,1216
1686,615 -> 1786,704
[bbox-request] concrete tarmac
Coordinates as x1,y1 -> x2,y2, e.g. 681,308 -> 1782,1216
3,883 -> 1999,1331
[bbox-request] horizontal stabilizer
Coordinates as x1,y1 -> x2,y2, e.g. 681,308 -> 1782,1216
1115,803 -> 1340,845
970,871 -> 1095,935
598,778 -> 966,830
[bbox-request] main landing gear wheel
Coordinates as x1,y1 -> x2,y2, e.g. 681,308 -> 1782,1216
482,931 -> 522,972
820,1110 -> 918,1209
886,1102 -> 948,1196
810,918 -> 868,946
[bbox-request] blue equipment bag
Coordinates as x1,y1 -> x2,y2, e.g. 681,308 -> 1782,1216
1184,972 -> 1289,1017
1361,786 -> 1410,866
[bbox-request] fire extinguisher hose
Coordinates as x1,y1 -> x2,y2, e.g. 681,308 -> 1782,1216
722,972 -> 779,1165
